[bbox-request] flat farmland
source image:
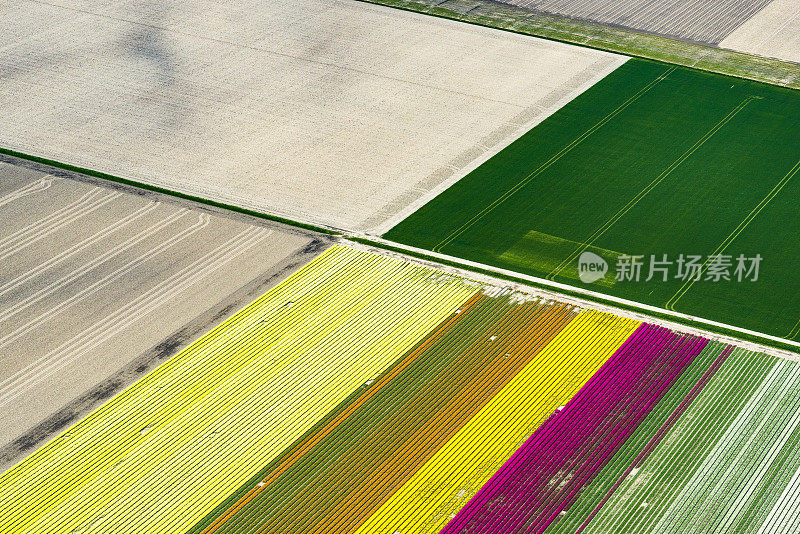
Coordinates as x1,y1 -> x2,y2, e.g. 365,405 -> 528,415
500,0 -> 773,45
547,344 -> 800,534
0,246 -> 477,534
386,58 -> 800,340
6,244 -> 791,534
0,157 -> 323,472
0,0 -> 625,232
720,0 -> 800,64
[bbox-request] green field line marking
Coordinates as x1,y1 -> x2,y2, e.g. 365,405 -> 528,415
666,157 -> 800,311
430,66 -> 676,254
499,229 -> 626,287
546,95 -> 761,281
787,319 -> 800,341
513,230 -> 605,255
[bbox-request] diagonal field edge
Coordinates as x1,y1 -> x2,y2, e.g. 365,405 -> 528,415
354,0 -> 800,90
2,147 -> 797,355
431,66 -> 676,254
573,343 -> 734,533
197,293 -> 486,534
0,149 -> 341,237
666,157 -> 800,312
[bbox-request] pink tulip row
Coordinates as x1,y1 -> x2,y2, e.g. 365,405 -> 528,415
573,342 -> 734,533
440,324 -> 709,534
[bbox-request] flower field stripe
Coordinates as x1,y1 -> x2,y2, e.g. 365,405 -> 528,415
352,310 -> 640,534
195,291 -> 486,534
591,346 -> 770,533
302,300 -> 577,534
758,448 -> 800,533
464,326 -> 697,533
650,356 -> 800,534
0,246 -> 477,534
441,325 -> 708,534
572,343 -> 735,534
543,340 -> 735,534
202,295 -> 520,531
204,295 -> 578,534
562,346 -> 800,534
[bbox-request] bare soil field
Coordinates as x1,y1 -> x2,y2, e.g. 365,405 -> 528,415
0,0 -> 625,232
499,0 -> 772,45
720,0 -> 800,64
0,156 -> 327,472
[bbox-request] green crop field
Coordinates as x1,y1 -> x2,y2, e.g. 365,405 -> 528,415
385,58 -> 800,340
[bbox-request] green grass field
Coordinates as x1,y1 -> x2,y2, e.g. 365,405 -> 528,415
385,59 -> 800,340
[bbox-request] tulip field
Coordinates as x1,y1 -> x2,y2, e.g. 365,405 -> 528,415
2,0 -> 800,532
0,245 -> 794,533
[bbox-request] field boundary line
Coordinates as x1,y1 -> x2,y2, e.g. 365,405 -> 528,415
431,66 -> 676,254
547,95 -> 761,281
197,293 -> 483,534
349,236 -> 800,356
3,149 -> 798,355
0,150 -> 342,237
573,343 -> 735,534
666,157 -> 800,311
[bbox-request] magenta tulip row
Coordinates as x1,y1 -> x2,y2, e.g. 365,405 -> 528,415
440,323 -> 709,534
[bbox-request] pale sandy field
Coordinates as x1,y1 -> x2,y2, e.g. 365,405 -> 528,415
720,0 -> 800,64
502,0 -> 773,45
0,157 -> 325,472
0,0 -> 626,233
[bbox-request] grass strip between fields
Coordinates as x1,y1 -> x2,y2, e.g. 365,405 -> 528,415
355,0 -> 800,91
351,237 -> 800,356
3,146 -> 796,356
0,148 -> 340,236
